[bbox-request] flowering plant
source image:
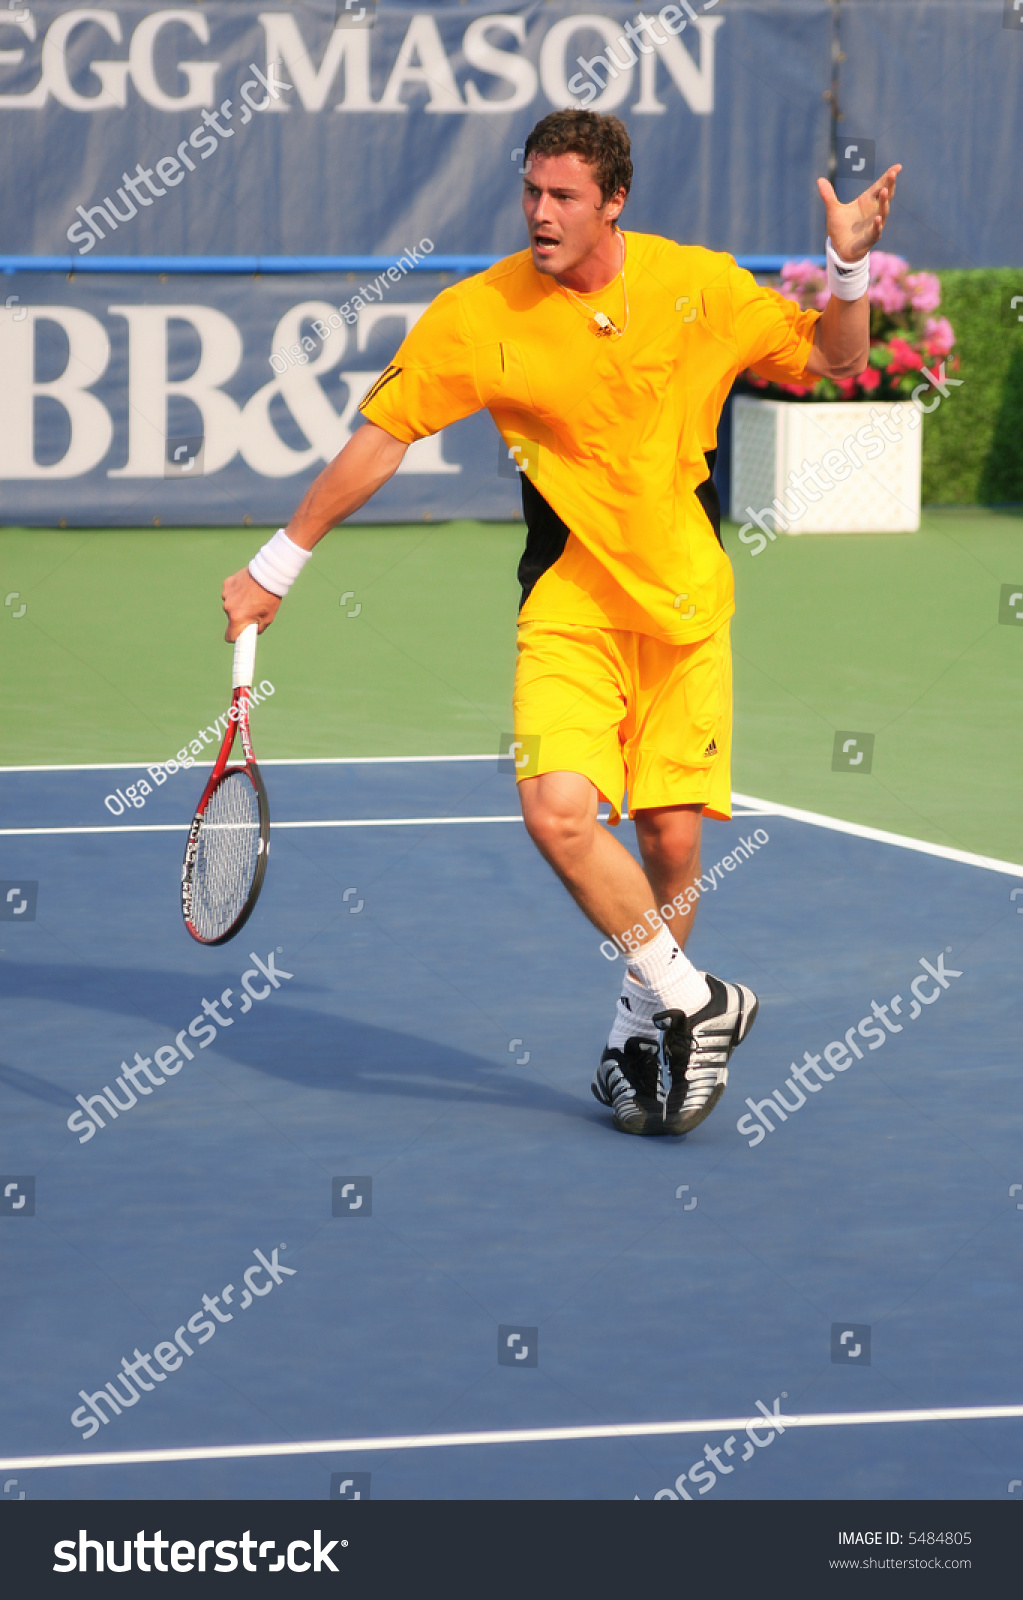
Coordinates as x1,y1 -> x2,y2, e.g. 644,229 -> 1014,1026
742,252 -> 957,402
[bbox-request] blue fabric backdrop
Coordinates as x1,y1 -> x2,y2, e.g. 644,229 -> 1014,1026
0,0 -> 1016,524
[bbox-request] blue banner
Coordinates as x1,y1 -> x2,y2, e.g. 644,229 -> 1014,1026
1,2 -> 1018,525
2,3 -> 1017,264
0,268 -> 522,525
838,0 -> 1023,270
1,1 -> 831,260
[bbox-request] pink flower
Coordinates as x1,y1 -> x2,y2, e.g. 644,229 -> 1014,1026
781,259 -> 824,288
905,271 -> 941,313
857,365 -> 882,392
835,377 -> 858,399
813,287 -> 832,312
923,315 -> 955,359
869,251 -> 909,282
887,337 -> 924,376
780,259 -> 826,310
869,276 -> 909,314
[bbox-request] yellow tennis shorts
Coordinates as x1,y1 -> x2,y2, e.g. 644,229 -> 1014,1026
511,620 -> 732,823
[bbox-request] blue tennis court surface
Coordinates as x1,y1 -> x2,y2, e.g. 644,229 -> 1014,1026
1,758 -> 1020,1501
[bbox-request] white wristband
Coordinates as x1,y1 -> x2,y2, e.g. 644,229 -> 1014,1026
248,528 -> 312,598
826,237 -> 870,302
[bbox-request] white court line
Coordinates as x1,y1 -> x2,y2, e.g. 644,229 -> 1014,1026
0,816 -> 525,837
0,755 -> 497,774
1,759 -> 1019,872
3,1403 -> 1022,1473
733,791 -> 1023,878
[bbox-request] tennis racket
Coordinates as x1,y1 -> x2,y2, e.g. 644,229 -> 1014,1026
181,623 -> 270,945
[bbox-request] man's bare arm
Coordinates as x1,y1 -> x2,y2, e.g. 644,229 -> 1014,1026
803,162 -> 901,382
286,420 -> 409,549
222,422 -> 407,640
804,293 -> 871,381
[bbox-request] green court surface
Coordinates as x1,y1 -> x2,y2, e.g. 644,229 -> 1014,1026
1,507 -> 1020,864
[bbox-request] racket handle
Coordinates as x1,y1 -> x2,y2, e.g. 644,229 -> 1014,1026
232,623 -> 258,690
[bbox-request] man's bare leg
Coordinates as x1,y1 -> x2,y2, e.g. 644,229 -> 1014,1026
517,771 -> 662,947
613,804 -> 707,1041
517,771 -> 711,1014
517,774 -> 702,954
633,803 -> 703,952
520,771 -> 758,1137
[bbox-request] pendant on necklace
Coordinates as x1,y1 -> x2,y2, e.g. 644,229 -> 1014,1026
592,312 -> 620,338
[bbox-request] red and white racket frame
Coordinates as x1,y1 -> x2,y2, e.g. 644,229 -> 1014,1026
181,623 -> 270,945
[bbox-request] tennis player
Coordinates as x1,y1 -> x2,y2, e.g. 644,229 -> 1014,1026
222,111 -> 899,1138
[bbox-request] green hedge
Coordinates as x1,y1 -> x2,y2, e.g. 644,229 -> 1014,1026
923,270 -> 1023,504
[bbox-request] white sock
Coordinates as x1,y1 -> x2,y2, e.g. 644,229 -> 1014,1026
607,969 -> 660,1051
623,925 -> 712,1016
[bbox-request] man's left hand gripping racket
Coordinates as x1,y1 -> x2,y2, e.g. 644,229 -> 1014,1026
182,623 -> 270,944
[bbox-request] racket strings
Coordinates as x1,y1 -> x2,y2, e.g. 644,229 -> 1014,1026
190,770 -> 263,941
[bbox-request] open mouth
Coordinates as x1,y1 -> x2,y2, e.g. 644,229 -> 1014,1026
532,231 -> 560,255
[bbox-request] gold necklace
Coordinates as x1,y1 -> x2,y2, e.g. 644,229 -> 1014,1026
558,232 -> 629,338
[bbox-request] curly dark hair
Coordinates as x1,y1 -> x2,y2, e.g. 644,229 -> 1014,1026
523,111 -> 633,206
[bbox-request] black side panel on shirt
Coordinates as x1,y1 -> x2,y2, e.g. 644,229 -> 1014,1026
516,447 -> 723,612
694,448 -> 723,549
517,476 -> 570,609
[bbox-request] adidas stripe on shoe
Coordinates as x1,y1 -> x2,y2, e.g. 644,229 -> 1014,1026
591,1036 -> 667,1136
653,973 -> 759,1136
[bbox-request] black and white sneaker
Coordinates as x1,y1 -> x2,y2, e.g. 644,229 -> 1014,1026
591,1036 -> 666,1136
653,973 -> 759,1135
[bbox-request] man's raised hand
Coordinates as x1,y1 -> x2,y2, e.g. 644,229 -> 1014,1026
817,164 -> 902,262
222,568 -> 281,642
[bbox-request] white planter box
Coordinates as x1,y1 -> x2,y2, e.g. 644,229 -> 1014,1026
731,396 -> 922,535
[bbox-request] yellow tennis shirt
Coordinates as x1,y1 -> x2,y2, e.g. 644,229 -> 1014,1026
360,231 -> 819,643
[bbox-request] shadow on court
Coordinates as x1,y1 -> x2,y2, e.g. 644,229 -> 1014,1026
0,958 -> 593,1122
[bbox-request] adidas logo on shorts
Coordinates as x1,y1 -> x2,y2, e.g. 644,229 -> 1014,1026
703,738 -> 718,757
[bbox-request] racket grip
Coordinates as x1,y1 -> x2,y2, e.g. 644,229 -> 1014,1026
232,623 -> 258,690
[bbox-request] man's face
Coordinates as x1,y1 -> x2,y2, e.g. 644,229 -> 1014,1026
522,151 -> 625,278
